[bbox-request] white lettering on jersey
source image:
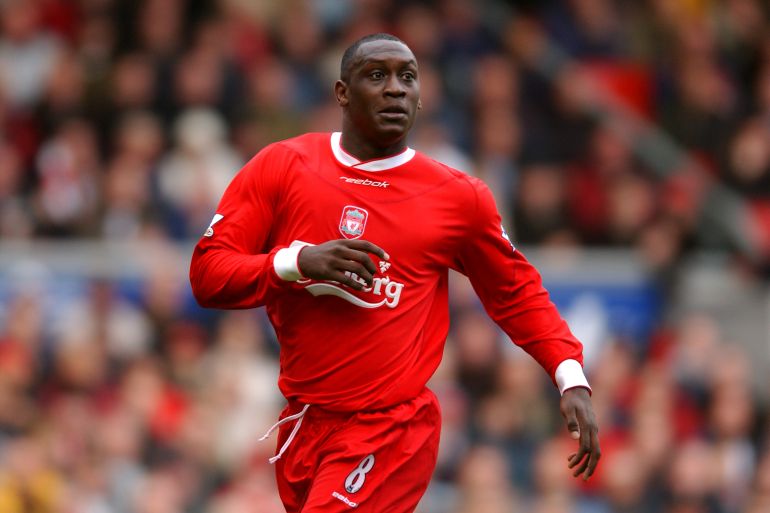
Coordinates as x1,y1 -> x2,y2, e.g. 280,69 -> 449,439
331,491 -> 358,508
291,240 -> 403,309
304,273 -> 404,309
339,176 -> 389,188
204,214 -> 224,237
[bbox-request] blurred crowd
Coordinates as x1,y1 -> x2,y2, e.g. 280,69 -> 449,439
1,0 -> 770,512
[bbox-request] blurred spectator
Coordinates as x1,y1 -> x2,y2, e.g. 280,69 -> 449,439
156,108 -> 241,239
722,117 -> 770,197
0,142 -> 33,238
101,111 -> 165,239
0,435 -> 66,513
513,163 -> 574,245
0,0 -> 62,110
33,118 -> 101,236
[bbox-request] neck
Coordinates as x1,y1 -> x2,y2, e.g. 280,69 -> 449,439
340,125 -> 407,161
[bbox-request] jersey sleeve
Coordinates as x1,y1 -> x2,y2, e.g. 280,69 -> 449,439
189,143 -> 293,309
451,177 -> 589,393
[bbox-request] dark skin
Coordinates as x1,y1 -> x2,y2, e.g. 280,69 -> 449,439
298,39 -> 601,480
336,39 -> 421,160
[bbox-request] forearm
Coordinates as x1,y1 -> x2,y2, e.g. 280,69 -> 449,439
189,245 -> 288,309
480,251 -> 587,388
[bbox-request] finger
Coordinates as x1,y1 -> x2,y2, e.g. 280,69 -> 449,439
583,429 -> 601,481
329,270 -> 367,291
572,451 -> 591,478
337,259 -> 375,286
344,239 -> 389,260
570,438 -> 590,476
564,409 -> 580,441
568,418 -> 590,470
573,410 -> 599,477
339,248 -> 378,277
568,450 -> 587,469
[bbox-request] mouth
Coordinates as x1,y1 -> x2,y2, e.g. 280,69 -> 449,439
378,106 -> 409,122
379,105 -> 408,115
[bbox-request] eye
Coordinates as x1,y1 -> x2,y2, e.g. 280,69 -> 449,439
401,71 -> 416,81
370,70 -> 385,80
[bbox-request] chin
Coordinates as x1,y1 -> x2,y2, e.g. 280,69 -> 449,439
376,130 -> 408,147
376,122 -> 410,139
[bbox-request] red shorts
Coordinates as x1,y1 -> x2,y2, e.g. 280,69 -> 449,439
273,387 -> 441,513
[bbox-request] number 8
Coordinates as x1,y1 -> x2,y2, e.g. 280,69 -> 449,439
345,454 -> 375,494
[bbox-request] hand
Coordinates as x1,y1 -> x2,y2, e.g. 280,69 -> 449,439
560,387 -> 601,481
297,239 -> 389,291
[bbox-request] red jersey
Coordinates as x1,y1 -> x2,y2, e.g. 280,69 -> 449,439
190,132 -> 588,411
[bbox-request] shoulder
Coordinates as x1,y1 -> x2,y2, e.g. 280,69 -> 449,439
246,132 -> 329,161
242,132 -> 329,175
412,151 -> 490,204
272,132 -> 330,158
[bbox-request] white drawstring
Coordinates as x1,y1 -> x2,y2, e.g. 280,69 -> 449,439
259,404 -> 310,464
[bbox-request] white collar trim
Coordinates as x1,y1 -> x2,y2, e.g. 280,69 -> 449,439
330,132 -> 415,172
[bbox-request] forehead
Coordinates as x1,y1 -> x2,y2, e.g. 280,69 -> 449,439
353,40 -> 417,68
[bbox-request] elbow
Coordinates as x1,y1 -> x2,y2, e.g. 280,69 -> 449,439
189,257 -> 239,309
189,274 -> 214,308
191,283 -> 215,308
189,257 -> 218,308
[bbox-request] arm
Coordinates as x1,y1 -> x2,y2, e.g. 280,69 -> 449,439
452,178 -> 600,479
189,145 -> 294,309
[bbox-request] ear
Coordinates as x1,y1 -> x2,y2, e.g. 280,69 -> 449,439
417,99 -> 422,110
335,80 -> 349,107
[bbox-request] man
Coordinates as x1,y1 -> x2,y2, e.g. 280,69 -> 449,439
190,33 -> 600,513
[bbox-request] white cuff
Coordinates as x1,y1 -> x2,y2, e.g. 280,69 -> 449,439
273,246 -> 305,281
555,359 -> 591,395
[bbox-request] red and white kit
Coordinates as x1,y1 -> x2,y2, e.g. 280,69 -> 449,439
190,132 -> 590,512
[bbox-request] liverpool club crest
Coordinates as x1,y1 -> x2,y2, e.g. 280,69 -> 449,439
339,205 -> 368,239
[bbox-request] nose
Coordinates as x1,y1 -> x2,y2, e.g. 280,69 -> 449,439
383,74 -> 406,97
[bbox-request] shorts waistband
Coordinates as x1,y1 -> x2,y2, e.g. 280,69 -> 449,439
284,387 -> 437,418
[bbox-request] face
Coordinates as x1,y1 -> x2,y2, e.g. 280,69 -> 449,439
337,40 -> 420,148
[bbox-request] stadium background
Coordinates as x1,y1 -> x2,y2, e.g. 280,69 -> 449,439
1,0 -> 770,512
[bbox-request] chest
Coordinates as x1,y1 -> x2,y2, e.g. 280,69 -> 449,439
271,165 -> 466,272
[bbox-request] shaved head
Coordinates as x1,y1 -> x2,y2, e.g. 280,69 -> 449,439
340,33 -> 407,82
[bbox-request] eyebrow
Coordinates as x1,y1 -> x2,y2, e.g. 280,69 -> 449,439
359,58 -> 418,68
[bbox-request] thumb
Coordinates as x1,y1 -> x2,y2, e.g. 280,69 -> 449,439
565,412 -> 580,439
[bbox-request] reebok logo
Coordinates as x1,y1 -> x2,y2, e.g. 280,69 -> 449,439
339,176 -> 389,188
332,491 -> 358,508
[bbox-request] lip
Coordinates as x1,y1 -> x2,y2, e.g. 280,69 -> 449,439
379,105 -> 408,115
378,112 -> 408,120
378,106 -> 408,122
